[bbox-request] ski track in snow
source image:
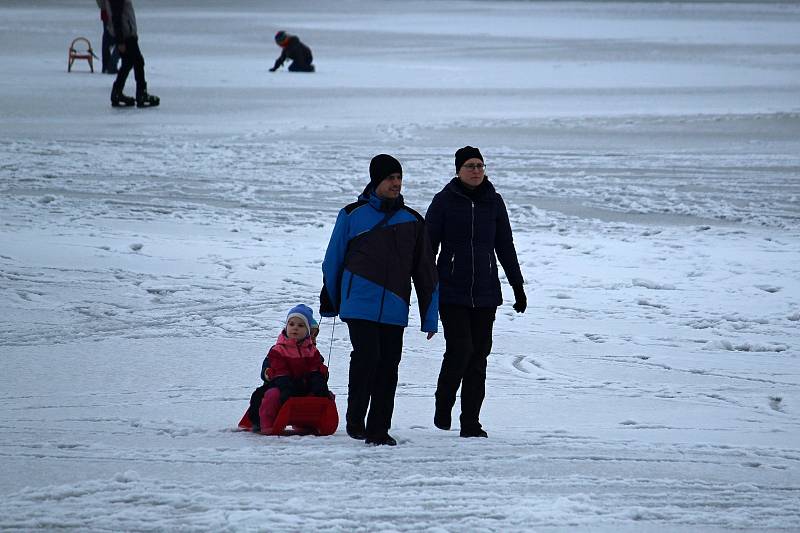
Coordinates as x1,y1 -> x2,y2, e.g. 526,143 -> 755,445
2,0 -> 800,531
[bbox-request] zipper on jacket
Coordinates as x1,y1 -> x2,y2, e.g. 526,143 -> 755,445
470,201 -> 475,308
296,343 -> 304,375
450,253 -> 455,276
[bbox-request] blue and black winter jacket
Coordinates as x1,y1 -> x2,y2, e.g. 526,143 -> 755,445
320,187 -> 439,332
425,177 -> 524,308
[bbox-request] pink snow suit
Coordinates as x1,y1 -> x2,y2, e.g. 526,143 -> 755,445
258,332 -> 328,431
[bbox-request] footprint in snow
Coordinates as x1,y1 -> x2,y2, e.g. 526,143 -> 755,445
584,333 -> 605,343
755,284 -> 781,293
637,299 -> 667,309
633,278 -> 676,290
769,396 -> 783,412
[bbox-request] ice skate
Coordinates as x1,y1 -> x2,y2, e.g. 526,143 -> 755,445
110,90 -> 135,107
136,84 -> 160,108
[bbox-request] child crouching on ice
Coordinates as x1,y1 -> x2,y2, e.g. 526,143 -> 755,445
247,304 -> 330,433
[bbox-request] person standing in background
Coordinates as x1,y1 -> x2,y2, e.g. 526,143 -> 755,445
96,0 -> 119,74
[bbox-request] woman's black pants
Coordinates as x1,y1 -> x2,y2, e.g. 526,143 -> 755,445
435,304 -> 496,431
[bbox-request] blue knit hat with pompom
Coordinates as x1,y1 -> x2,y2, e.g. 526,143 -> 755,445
286,304 -> 316,337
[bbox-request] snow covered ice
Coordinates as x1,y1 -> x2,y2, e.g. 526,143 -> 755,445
1,0 -> 799,531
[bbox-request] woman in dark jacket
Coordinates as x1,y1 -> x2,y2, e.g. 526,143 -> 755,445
425,146 -> 526,438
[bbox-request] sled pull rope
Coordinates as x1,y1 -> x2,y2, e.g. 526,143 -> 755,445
327,316 -> 336,372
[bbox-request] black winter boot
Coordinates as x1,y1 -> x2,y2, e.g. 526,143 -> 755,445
365,433 -> 397,446
110,84 -> 135,107
460,427 -> 488,438
346,423 -> 366,440
136,83 -> 160,108
433,408 -> 451,430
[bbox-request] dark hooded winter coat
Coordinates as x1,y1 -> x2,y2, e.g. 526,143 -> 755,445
425,177 -> 523,308
272,36 -> 313,71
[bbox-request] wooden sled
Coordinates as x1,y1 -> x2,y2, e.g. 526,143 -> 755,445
237,396 -> 338,436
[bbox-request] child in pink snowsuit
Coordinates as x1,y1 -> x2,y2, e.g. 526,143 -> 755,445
258,304 -> 330,433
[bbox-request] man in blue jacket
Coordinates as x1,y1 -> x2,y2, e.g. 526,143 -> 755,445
320,154 -> 439,446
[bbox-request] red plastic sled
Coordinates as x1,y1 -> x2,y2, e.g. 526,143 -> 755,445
237,396 -> 339,436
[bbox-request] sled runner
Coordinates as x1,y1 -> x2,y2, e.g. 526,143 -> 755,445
237,396 -> 338,436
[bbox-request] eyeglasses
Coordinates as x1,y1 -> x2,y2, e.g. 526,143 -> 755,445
462,163 -> 485,170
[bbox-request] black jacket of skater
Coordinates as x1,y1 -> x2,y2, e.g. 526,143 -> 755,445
269,31 -> 314,72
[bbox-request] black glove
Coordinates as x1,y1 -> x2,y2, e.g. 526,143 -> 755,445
309,371 -> 329,397
512,284 -> 527,313
319,285 -> 338,316
272,376 -> 294,403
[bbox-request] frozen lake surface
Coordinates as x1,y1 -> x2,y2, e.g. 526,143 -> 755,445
1,1 -> 799,531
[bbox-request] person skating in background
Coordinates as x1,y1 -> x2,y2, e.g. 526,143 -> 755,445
96,0 -> 119,74
320,154 -> 439,446
425,146 -> 527,438
269,31 -> 315,72
105,0 -> 159,107
247,305 -> 328,434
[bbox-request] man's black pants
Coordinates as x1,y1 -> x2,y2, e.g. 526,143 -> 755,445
435,304 -> 496,431
345,319 -> 404,438
113,36 -> 146,94
101,27 -> 119,73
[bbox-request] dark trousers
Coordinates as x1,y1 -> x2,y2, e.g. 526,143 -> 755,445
288,61 -> 314,72
345,319 -> 404,438
248,385 -> 267,427
289,50 -> 314,72
113,36 -> 146,94
101,26 -> 119,73
435,304 -> 496,430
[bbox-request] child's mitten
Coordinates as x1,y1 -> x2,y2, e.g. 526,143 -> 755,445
309,371 -> 329,397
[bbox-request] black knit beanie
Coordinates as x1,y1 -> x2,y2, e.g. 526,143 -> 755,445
455,146 -> 483,173
369,154 -> 402,189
